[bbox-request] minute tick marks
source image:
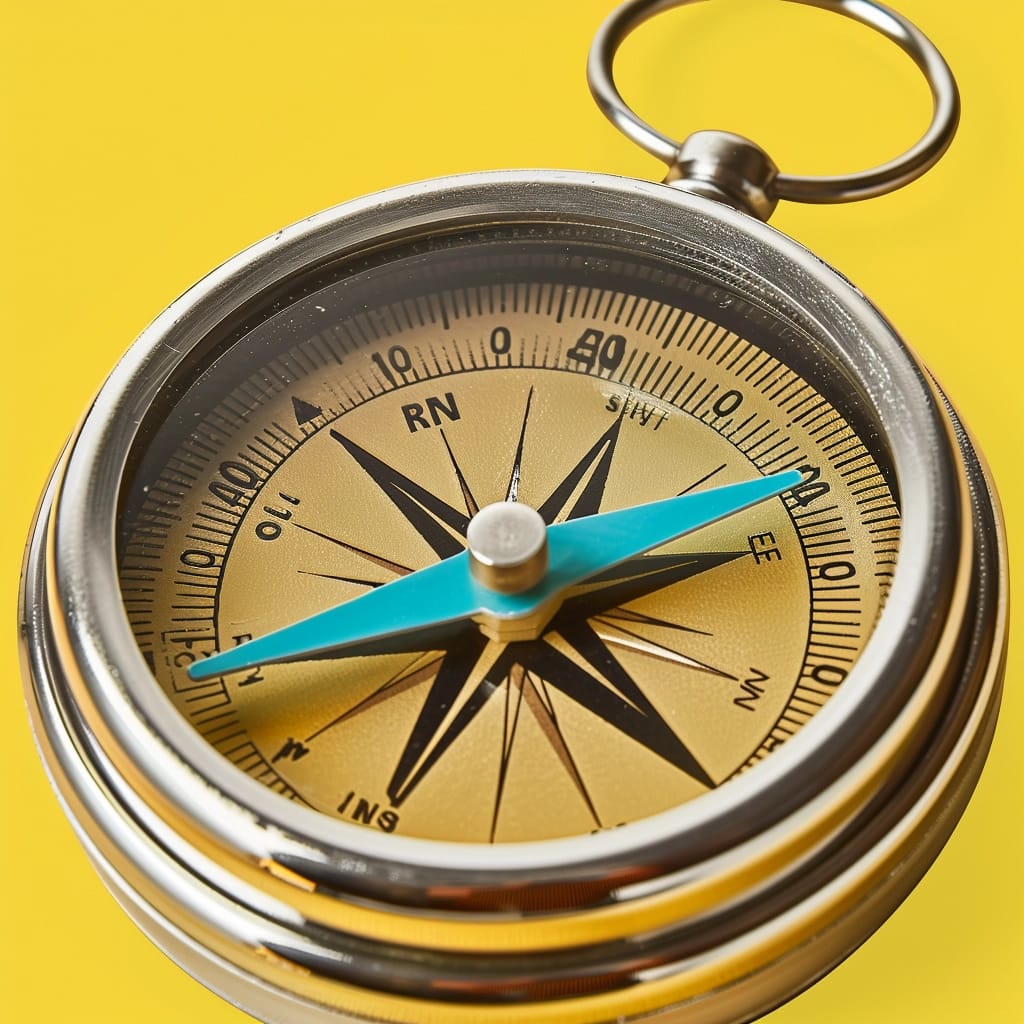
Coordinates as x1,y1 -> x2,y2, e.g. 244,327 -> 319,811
124,263 -> 897,843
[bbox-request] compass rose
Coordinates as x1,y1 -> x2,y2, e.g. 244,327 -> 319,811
193,391 -> 794,836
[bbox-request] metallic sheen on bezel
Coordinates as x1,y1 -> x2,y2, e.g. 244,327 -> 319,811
20,170 -> 1006,1024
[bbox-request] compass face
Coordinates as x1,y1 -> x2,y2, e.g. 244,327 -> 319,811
119,224 -> 900,844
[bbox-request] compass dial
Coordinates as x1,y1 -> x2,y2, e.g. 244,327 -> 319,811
119,226 -> 900,844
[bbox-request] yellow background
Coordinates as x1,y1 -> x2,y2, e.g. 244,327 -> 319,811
2,1 -> 1020,1020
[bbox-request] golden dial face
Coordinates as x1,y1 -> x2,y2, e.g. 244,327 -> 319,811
120,227 -> 900,844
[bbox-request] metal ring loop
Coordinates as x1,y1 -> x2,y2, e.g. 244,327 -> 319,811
587,0 -> 960,203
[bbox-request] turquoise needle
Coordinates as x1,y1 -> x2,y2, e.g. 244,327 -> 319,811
187,468 -> 801,681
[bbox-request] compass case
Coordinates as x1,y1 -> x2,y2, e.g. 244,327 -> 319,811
20,172 -> 1007,1024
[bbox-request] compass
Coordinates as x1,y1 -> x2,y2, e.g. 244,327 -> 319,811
17,2 -> 1007,1023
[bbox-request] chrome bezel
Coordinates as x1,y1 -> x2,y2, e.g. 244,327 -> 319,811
21,170 -> 1006,1023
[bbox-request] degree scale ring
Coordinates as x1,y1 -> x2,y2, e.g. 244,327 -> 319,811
588,0 -> 961,203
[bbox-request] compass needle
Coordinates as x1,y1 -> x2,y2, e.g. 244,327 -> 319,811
20,3 -> 1006,1023
188,470 -> 798,680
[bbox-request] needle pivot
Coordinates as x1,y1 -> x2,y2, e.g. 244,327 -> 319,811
467,501 -> 548,594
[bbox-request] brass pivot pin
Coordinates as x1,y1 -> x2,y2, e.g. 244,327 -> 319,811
466,502 -> 549,594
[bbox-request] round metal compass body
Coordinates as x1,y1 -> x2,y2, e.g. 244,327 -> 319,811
18,3 -> 1007,1024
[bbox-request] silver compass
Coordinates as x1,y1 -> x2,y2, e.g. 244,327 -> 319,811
18,3 -> 1007,1023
